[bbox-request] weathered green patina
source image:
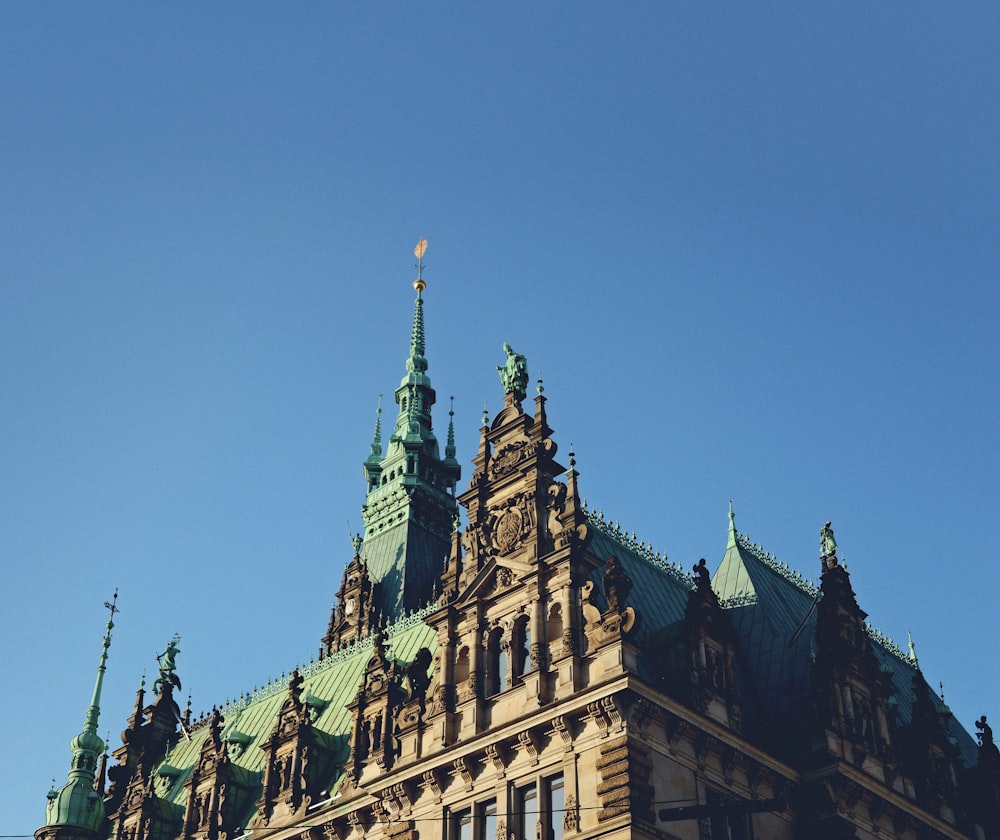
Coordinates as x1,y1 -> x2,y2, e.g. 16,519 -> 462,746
358,279 -> 460,618
496,342 -> 529,402
44,594 -> 118,832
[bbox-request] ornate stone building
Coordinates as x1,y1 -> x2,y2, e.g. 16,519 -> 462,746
37,267 -> 1000,840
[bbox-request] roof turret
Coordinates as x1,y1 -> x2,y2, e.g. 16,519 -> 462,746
40,591 -> 119,835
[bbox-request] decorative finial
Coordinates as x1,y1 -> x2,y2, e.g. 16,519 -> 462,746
536,372 -> 544,395
104,589 -> 120,622
445,396 -> 457,461
482,402 -> 489,427
940,681 -> 946,702
568,443 -> 575,469
413,238 -> 428,294
908,630 -> 919,668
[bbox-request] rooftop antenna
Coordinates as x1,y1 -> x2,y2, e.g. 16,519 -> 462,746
414,238 -> 428,294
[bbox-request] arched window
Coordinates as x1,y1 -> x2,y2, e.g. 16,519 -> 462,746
486,627 -> 506,695
455,646 -> 470,685
513,615 -> 531,678
547,603 -> 563,648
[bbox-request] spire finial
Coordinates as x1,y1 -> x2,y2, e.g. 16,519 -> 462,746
413,238 -> 428,294
908,630 -> 920,668
369,394 -> 383,459
482,402 -> 489,427
727,501 -> 737,548
536,372 -> 544,395
445,396 -> 457,460
406,251 -> 427,372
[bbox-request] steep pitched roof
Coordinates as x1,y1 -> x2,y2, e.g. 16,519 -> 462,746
151,610 -> 438,828
712,507 -> 978,767
582,505 -> 694,647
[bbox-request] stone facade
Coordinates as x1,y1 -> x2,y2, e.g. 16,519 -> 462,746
38,282 -> 1000,840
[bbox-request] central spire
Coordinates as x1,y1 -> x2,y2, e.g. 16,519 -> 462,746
356,241 -> 461,618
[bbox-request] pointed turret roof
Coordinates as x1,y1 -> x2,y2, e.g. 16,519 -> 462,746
41,592 -> 119,835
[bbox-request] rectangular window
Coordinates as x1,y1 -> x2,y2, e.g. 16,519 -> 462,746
517,782 -> 537,840
454,808 -> 472,840
453,800 -> 498,840
702,789 -> 751,840
481,798 -> 498,840
545,774 -> 564,840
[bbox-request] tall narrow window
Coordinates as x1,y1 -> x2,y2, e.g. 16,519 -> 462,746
454,808 -> 472,840
487,627 -> 506,695
545,774 -> 565,840
512,616 -> 531,677
480,799 -> 498,840
518,782 -> 537,840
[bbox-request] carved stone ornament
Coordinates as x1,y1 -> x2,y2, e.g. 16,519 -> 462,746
495,507 -> 524,553
490,440 -> 530,480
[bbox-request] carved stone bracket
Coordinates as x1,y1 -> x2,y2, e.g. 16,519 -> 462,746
722,747 -> 742,785
321,820 -> 345,840
485,743 -> 508,779
629,699 -> 655,735
518,730 -> 540,766
547,715 -> 574,752
664,713 -> 692,753
693,732 -> 719,770
452,757 -> 474,791
420,769 -> 442,803
602,697 -> 623,733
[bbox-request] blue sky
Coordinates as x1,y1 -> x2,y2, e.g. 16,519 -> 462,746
3,5 -> 999,835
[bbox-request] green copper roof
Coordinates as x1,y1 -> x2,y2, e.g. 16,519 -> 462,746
150,612 -> 438,828
713,506 -> 979,766
43,594 -> 118,832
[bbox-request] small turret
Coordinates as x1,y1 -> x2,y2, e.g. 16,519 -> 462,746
36,591 -> 120,840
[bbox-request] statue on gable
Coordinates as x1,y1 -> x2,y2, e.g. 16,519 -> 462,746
820,521 -> 838,565
497,343 -> 529,402
693,558 -> 712,594
603,555 -> 633,614
153,635 -> 182,693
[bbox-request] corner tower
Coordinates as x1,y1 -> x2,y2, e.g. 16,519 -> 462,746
357,244 -> 460,619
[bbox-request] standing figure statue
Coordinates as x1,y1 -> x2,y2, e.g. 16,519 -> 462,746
497,343 -> 529,402
820,521 -> 838,562
154,635 -> 182,693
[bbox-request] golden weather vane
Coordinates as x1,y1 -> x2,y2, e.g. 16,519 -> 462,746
414,238 -> 428,292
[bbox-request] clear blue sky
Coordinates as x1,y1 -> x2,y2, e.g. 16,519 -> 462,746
3,5 -> 999,835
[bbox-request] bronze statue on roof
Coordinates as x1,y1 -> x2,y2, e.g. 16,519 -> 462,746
497,343 -> 529,402
153,635 -> 181,694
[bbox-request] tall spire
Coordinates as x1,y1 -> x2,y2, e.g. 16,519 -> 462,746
355,241 -> 460,618
41,591 -> 119,834
364,394 -> 384,491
